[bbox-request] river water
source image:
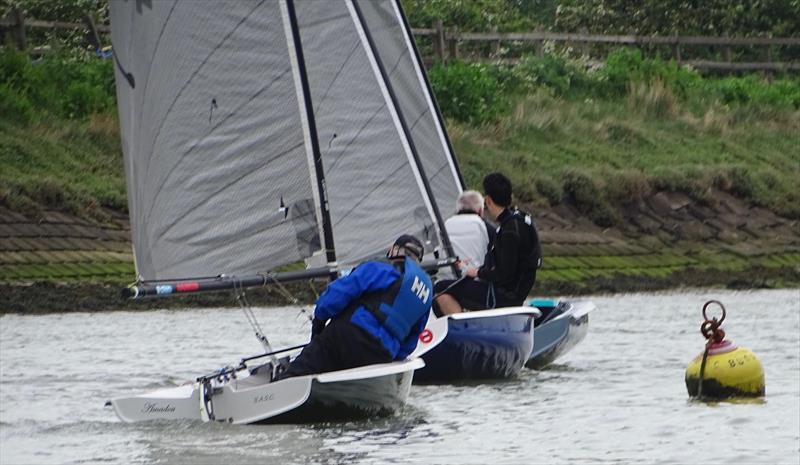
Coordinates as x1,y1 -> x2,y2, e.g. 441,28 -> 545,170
1,289 -> 798,464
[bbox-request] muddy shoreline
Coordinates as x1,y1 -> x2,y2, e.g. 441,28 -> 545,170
2,265 -> 797,314
2,187 -> 799,314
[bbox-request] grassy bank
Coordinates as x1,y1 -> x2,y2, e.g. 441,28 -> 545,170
0,49 -> 125,221
428,52 -> 800,224
2,49 -> 797,226
0,115 -> 125,222
450,90 -> 799,224
1,48 -> 798,310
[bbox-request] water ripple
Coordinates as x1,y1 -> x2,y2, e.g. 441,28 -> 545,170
1,289 -> 798,464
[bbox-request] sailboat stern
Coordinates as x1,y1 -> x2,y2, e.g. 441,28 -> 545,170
108,374 -> 315,425
108,384 -> 202,423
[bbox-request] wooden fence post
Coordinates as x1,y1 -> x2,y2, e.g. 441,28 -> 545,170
763,35 -> 774,76
0,14 -> 6,47
11,8 -> 26,51
671,33 -> 682,63
722,33 -> 732,62
490,26 -> 500,57
83,13 -> 102,52
433,20 -> 445,63
579,27 -> 590,57
535,27 -> 544,57
447,26 -> 459,61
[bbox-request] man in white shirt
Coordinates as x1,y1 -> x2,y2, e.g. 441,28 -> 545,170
438,190 -> 495,280
434,173 -> 542,315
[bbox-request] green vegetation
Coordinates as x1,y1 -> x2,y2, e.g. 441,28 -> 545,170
401,0 -> 800,38
0,47 -> 115,122
427,61 -> 509,124
1,1 -> 798,300
0,48 -> 124,220
429,50 -> 800,221
431,49 -> 800,120
401,0 -> 536,31
2,45 -> 798,225
552,0 -> 800,38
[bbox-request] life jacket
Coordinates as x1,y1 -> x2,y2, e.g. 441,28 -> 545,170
500,208 -> 543,270
355,257 -> 433,341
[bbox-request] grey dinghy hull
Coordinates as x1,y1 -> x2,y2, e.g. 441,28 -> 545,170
526,300 -> 595,369
109,359 -> 423,425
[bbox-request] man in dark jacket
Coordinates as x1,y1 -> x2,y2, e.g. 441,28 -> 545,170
434,173 -> 541,315
282,234 -> 433,377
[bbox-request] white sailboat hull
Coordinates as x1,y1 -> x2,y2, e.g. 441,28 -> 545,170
109,359 -> 423,424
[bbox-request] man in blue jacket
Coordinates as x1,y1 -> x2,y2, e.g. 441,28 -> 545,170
282,234 -> 433,377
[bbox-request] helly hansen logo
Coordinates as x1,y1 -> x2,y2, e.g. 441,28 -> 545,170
411,276 -> 430,303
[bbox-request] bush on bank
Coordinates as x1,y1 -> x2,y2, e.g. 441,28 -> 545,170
429,49 -> 800,124
0,48 -> 115,123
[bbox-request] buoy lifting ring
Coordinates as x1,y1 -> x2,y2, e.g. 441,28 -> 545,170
701,300 -> 726,343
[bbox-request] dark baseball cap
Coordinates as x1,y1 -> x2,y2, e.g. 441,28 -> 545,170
390,234 -> 424,261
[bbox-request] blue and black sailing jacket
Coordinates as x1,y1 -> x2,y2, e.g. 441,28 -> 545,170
313,258 -> 433,359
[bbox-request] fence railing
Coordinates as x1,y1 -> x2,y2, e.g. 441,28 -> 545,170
413,21 -> 800,72
1,9 -> 108,55
2,9 -> 798,72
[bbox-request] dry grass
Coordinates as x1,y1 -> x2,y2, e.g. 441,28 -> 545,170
603,169 -> 652,203
505,92 -> 562,132
700,106 -> 731,134
627,80 -> 678,119
88,112 -> 120,141
593,118 -> 652,146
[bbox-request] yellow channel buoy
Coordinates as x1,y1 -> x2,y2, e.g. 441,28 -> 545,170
685,300 -> 765,399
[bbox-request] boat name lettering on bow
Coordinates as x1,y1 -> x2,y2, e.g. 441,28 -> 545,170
254,394 -> 274,404
141,403 -> 176,413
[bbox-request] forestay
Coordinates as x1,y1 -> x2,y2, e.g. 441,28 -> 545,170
111,0 -> 462,284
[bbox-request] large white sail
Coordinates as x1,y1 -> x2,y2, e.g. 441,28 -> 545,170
111,0 -> 461,282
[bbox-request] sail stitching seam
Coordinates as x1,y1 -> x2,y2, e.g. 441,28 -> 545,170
141,0 -> 267,212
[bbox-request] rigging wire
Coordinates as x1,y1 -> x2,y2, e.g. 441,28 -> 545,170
260,272 -> 315,324
233,277 -> 273,355
308,280 -> 320,301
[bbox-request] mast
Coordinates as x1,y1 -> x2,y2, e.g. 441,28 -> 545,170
283,0 -> 337,269
348,0 -> 458,268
